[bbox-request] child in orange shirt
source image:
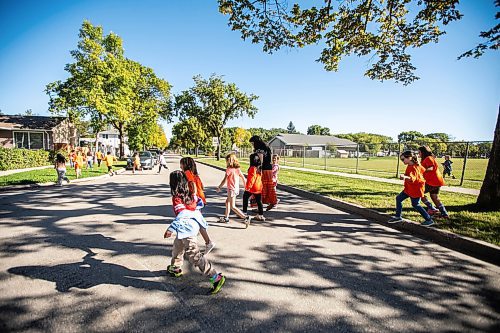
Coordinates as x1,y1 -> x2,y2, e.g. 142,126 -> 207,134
418,146 -> 449,219
388,151 -> 434,226
180,157 -> 215,255
242,153 -> 264,227
75,151 -> 84,179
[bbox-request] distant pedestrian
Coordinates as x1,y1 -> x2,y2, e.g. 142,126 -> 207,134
69,150 -> 76,168
442,155 -> 456,179
249,135 -> 278,211
87,150 -> 94,169
164,170 -> 225,295
75,151 -> 83,179
418,146 -> 449,219
132,152 -> 142,174
180,157 -> 215,255
216,153 -> 248,224
242,153 -> 265,227
388,151 -> 435,226
96,150 -> 104,167
104,151 -> 117,176
54,153 -> 70,186
157,151 -> 169,174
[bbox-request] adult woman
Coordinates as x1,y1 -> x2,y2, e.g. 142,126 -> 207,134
249,135 -> 278,210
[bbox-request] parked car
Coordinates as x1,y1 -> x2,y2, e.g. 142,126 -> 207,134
150,152 -> 159,165
126,151 -> 155,170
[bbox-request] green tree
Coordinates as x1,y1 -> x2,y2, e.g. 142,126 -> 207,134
307,124 -> 330,136
398,131 -> 424,143
174,74 -> 258,160
171,117 -> 210,156
287,121 -> 297,134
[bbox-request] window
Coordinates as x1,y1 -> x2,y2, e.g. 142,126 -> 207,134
13,131 -> 45,149
101,134 -> 109,139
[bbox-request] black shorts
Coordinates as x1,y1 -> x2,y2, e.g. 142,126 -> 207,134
107,166 -> 113,171
425,184 -> 440,194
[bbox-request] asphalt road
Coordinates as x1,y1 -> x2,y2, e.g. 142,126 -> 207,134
0,154 -> 498,332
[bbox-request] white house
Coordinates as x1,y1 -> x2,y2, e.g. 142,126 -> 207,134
80,129 -> 130,156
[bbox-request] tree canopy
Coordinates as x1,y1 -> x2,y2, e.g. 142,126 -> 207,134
307,124 -> 330,136
219,0 -> 498,85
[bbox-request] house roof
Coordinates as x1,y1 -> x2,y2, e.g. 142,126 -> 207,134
0,115 -> 67,131
272,133 -> 357,147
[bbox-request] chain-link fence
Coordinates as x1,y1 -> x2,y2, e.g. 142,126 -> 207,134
221,140 -> 491,190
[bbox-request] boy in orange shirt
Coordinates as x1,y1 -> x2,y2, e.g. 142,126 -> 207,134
104,151 -> 117,176
418,146 -> 449,219
388,151 -> 435,226
242,153 -> 265,227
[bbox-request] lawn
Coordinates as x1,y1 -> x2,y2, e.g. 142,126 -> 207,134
198,158 -> 499,245
0,161 -> 127,187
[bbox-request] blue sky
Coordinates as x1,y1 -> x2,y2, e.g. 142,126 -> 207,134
1,0 -> 498,141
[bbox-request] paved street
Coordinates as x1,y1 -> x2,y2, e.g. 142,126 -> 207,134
0,155 -> 498,332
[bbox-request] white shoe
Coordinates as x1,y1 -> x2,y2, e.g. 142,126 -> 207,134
205,242 -> 216,255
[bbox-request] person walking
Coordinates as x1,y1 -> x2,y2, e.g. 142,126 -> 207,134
132,152 -> 142,174
86,150 -> 94,169
442,155 -> 456,179
388,150 -> 435,226
216,153 -> 248,224
104,151 -> 117,176
96,150 -> 104,168
418,146 -> 449,219
164,170 -> 225,294
249,135 -> 278,211
54,153 -> 70,186
75,151 -> 84,179
242,153 -> 265,227
157,151 -> 170,174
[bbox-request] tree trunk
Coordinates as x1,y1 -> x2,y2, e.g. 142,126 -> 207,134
118,123 -> 125,158
476,108 -> 500,210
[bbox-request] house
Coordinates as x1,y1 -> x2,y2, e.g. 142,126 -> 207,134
268,133 -> 357,157
0,115 -> 78,150
80,129 -> 130,156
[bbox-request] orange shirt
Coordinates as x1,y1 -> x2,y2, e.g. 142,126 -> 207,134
96,151 -> 103,160
75,155 -> 84,168
184,170 -> 206,204
245,166 -> 263,194
421,156 -> 445,187
403,164 -> 425,198
104,155 -> 116,166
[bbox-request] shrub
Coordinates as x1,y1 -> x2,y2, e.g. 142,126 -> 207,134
0,148 -> 52,171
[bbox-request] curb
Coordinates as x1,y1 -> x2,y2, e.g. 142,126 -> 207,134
0,168 -> 126,192
196,160 -> 500,266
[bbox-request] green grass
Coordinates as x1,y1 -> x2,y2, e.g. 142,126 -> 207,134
0,161 -> 127,187
199,158 -> 499,245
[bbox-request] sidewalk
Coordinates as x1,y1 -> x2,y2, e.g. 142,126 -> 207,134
0,165 -> 53,177
280,165 -> 480,196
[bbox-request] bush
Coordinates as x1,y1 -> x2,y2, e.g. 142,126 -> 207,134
0,148 -> 52,171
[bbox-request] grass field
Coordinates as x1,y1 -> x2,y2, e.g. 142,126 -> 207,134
0,161 -> 126,187
198,158 -> 499,245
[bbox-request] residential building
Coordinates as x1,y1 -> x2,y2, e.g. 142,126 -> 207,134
268,133 -> 357,157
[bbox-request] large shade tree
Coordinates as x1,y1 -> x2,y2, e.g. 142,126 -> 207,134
174,74 -> 259,160
218,0 -> 500,209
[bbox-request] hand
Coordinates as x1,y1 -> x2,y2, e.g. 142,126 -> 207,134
399,174 -> 405,180
164,230 -> 173,238
216,186 -> 221,193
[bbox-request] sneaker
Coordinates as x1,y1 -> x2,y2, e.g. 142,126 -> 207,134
244,215 -> 251,228
209,273 -> 226,295
218,216 -> 230,223
253,215 -> 266,222
387,216 -> 403,224
427,209 -> 440,216
421,219 -> 435,227
167,265 -> 182,277
266,204 -> 275,212
205,242 -> 216,255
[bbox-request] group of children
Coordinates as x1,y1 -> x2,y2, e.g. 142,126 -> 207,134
164,153 -> 281,295
54,150 -> 117,185
388,146 -> 450,226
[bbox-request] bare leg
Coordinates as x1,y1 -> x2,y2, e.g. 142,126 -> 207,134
224,197 -> 231,218
229,196 -> 246,219
200,228 -> 211,245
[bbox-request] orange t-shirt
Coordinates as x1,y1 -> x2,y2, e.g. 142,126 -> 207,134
184,170 -> 206,204
245,166 -> 263,194
421,156 -> 445,187
75,155 -> 84,168
403,164 -> 425,198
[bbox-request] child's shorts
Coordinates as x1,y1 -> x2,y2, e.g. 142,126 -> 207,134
228,189 -> 239,198
107,166 -> 113,171
424,184 -> 440,194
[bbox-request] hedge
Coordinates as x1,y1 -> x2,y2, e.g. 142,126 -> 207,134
0,148 -> 53,171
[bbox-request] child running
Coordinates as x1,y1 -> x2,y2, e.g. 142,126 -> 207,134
164,170 -> 225,294
242,153 -> 265,227
132,152 -> 142,174
180,157 -> 215,255
418,146 -> 449,219
75,151 -> 84,179
54,153 -> 70,186
216,153 -> 248,224
442,155 -> 456,179
104,151 -> 117,176
388,151 -> 435,226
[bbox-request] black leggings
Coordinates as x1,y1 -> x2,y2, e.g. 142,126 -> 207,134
243,191 -> 263,215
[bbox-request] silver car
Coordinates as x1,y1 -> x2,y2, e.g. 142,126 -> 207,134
139,151 -> 154,170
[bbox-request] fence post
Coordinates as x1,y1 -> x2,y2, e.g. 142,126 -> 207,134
460,142 -> 470,186
302,146 -> 305,167
324,148 -> 327,170
356,144 -> 360,174
396,140 -> 401,178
